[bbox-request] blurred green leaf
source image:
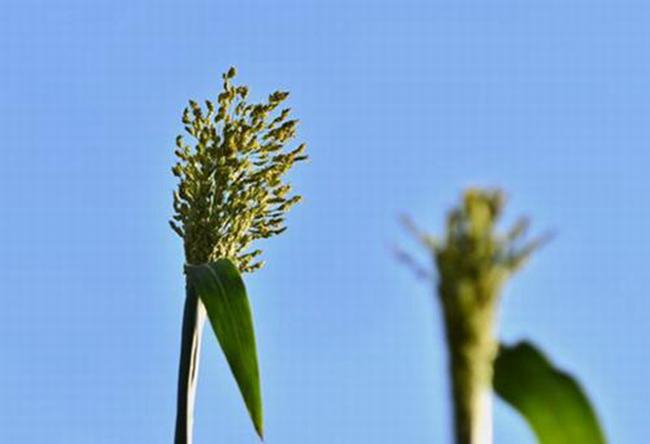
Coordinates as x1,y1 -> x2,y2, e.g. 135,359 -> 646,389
494,341 -> 605,444
185,259 -> 263,439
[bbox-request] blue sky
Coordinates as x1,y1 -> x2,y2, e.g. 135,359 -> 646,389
1,0 -> 649,442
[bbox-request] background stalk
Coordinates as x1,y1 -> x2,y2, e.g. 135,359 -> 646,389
443,306 -> 496,444
399,190 -> 539,444
175,283 -> 207,444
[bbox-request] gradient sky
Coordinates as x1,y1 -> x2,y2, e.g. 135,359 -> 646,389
1,1 -> 649,443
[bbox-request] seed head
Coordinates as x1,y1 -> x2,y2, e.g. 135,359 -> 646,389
170,68 -> 307,272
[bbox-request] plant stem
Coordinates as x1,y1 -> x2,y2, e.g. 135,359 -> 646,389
448,350 -> 494,444
444,307 -> 496,444
175,283 -> 207,444
413,189 -> 538,444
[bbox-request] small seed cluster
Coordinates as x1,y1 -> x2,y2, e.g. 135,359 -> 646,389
170,67 -> 307,272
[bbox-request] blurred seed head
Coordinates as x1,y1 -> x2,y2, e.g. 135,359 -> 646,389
401,188 -> 549,307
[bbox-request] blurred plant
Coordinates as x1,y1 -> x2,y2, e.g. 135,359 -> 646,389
399,189 -> 605,444
170,67 -> 306,443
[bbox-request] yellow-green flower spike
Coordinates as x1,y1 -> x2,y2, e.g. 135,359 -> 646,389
170,67 -> 307,271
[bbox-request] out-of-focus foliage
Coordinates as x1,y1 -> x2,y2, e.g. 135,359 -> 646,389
403,189 -> 544,444
398,189 -> 610,444
494,342 -> 606,444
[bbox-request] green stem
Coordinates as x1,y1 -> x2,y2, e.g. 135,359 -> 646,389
175,283 -> 207,444
442,301 -> 497,444
447,344 -> 494,444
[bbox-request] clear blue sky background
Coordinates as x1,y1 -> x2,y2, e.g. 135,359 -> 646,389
1,1 -> 648,443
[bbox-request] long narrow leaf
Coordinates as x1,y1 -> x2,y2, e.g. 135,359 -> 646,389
185,259 -> 263,439
494,341 -> 606,444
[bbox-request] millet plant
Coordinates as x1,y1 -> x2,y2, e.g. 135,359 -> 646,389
170,67 -> 306,443
400,189 -> 606,444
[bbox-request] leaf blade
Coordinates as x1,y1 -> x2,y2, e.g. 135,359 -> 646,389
494,341 -> 606,444
185,259 -> 263,439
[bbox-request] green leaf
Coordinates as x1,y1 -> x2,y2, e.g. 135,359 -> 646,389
493,341 -> 606,444
185,259 -> 263,439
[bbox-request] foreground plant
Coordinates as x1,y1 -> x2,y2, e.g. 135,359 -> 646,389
170,67 -> 306,443
400,189 -> 605,444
